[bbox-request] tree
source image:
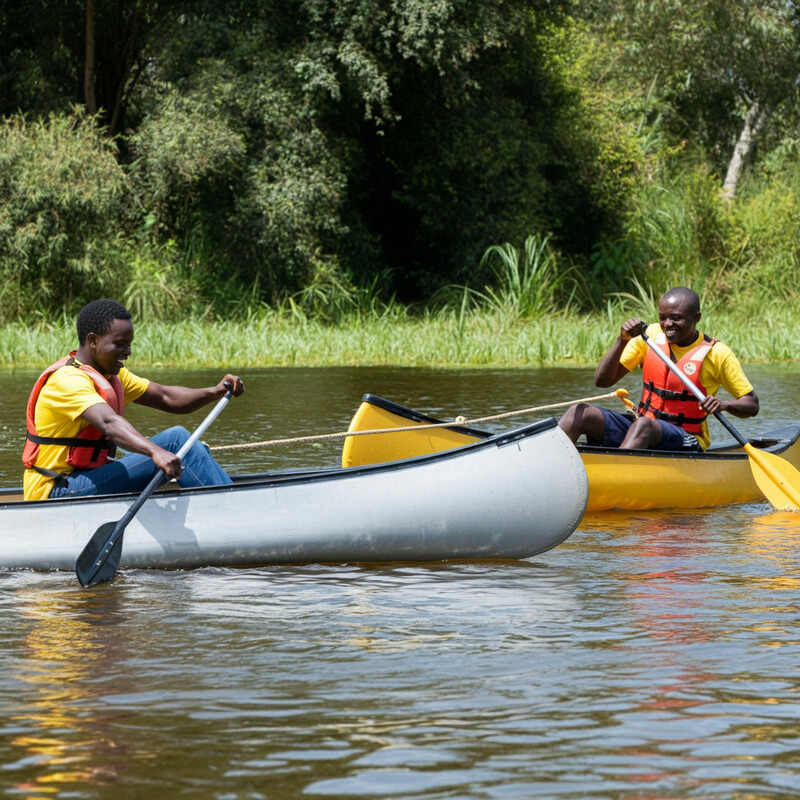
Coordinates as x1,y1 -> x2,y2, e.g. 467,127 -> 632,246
0,0 -> 183,134
5,0 -> 640,309
127,0 -> 607,300
0,110 -> 128,320
592,0 -> 800,199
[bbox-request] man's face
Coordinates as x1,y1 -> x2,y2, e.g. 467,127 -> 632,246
88,318 -> 134,375
658,295 -> 700,347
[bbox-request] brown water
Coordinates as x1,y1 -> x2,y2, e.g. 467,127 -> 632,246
2,364 -> 800,799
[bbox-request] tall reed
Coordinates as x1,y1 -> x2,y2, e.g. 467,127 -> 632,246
465,234 -> 577,319
3,302 -> 799,369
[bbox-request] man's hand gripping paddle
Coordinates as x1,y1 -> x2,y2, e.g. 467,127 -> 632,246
75,386 -> 235,587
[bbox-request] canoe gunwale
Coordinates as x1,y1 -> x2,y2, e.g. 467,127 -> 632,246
357,393 -> 800,463
359,393 -> 491,439
0,417 -> 558,510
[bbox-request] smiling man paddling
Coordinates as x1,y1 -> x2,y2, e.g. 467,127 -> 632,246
22,298 -> 245,500
559,287 -> 758,451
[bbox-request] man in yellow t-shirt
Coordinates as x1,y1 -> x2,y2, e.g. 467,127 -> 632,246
558,287 -> 758,451
24,298 -> 245,501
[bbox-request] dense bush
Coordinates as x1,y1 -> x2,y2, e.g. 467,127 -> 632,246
0,110 -> 128,322
724,158 -> 800,308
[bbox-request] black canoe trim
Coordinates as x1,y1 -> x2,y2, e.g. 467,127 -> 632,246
359,393 -> 491,439
579,425 -> 800,461
0,416 -> 558,509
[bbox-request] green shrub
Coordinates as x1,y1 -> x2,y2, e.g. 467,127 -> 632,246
726,169 -> 800,307
0,108 -> 128,322
121,240 -> 199,321
625,163 -> 729,299
128,62 -> 349,303
127,87 -> 246,232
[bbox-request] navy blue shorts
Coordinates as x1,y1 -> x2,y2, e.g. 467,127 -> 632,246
588,408 -> 701,452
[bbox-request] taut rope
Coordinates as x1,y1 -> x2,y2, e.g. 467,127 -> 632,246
210,388 -> 632,452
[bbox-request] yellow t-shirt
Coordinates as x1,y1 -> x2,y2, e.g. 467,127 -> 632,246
23,364 -> 150,500
620,323 -> 753,450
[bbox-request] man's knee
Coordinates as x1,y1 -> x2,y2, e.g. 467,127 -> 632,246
631,417 -> 659,436
622,417 -> 661,447
559,402 -> 582,433
156,426 -> 191,453
561,402 -> 588,424
559,403 -> 603,441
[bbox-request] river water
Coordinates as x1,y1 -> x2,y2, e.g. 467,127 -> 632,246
2,364 -> 800,799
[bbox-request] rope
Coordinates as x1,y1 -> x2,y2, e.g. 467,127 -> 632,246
210,388 -> 632,453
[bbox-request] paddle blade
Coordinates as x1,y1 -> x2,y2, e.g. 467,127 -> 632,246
745,444 -> 800,512
75,521 -> 125,587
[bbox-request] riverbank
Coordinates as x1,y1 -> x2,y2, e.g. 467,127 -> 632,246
2,306 -> 799,369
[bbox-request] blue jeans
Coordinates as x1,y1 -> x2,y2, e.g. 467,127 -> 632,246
49,426 -> 232,498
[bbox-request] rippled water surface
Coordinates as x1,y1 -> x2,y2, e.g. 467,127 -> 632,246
2,364 -> 800,798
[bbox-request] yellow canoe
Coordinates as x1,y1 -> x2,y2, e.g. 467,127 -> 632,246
343,394 -> 800,512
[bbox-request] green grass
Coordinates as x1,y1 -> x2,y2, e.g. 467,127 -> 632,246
2,302 -> 799,369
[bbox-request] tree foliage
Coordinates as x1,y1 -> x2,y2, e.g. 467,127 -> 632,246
0,109 -> 128,321
590,0 -> 800,193
0,0 -> 181,134
2,0 -> 800,319
123,0 -> 606,301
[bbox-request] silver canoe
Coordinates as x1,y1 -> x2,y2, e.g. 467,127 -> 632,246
0,418 -> 587,572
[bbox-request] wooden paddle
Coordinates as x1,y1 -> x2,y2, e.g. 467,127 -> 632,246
75,385 -> 235,587
641,328 -> 800,511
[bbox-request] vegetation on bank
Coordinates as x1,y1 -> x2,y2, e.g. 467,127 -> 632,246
0,0 -> 800,330
1,2 -> 799,327
3,299 -> 799,370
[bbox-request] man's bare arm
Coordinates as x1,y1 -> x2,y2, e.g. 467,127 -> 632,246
135,374 -> 244,413
81,403 -> 182,478
594,318 -> 643,387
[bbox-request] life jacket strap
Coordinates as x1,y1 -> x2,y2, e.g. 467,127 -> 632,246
647,384 -> 694,402
30,465 -> 69,487
647,407 -> 706,426
25,432 -> 117,461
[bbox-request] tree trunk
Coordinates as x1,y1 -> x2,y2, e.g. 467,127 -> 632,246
722,102 -> 767,203
84,0 -> 97,114
109,7 -> 142,135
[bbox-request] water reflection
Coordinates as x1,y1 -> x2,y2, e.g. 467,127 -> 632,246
9,584 -> 131,796
3,365 -> 800,798
749,509 -> 800,540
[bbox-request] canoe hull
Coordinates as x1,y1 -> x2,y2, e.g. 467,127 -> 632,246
0,419 -> 587,571
342,395 -> 800,512
580,446 -> 779,511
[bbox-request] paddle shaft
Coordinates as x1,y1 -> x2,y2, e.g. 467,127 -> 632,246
112,388 -> 234,527
640,328 -> 747,447
78,388 -> 233,586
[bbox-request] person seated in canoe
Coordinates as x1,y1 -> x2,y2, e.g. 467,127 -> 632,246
22,298 -> 245,501
559,286 -> 758,451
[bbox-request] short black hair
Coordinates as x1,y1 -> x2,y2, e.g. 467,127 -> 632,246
662,286 -> 700,315
77,299 -> 131,344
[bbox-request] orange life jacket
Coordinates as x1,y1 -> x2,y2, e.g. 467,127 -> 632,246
23,352 -> 125,474
637,334 -> 715,434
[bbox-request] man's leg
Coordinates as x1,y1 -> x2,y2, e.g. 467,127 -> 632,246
151,426 -> 232,487
651,420 -> 701,452
49,455 -> 160,497
49,425 -> 231,498
559,403 -> 607,443
618,416 -> 663,449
